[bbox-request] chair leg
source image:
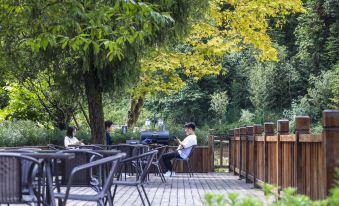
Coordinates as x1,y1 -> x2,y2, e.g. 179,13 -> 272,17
141,185 -> 151,206
186,160 -> 192,177
97,199 -> 105,206
170,160 -> 177,177
189,160 -> 194,177
112,185 -> 118,201
137,186 -> 146,206
105,190 -> 114,206
157,164 -> 166,183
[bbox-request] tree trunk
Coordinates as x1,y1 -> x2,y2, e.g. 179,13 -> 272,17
84,70 -> 105,144
127,95 -> 145,129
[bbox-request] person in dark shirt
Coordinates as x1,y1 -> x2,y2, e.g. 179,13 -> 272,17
105,120 -> 114,145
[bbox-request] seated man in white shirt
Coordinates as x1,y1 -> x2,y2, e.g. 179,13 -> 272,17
162,122 -> 197,177
64,126 -> 85,148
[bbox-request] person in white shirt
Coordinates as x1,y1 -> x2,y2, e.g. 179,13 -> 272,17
64,126 -> 84,148
162,122 -> 197,177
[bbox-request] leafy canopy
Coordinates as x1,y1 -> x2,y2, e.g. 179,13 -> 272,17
131,0 -> 305,98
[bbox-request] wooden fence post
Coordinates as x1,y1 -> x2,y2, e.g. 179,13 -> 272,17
322,110 -> 339,195
264,122 -> 274,183
234,128 -> 240,175
277,119 -> 289,192
220,135 -> 224,168
246,126 -> 253,183
295,116 -> 310,194
228,129 -> 234,172
239,127 -> 247,179
208,129 -> 215,172
253,124 -> 263,188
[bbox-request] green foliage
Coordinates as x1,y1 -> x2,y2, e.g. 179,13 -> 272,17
145,81 -> 211,125
249,47 -> 300,120
283,69 -> 337,123
329,65 -> 339,109
210,91 -> 229,123
238,110 -> 255,127
110,130 -> 140,144
0,83 -> 47,123
0,73 -> 78,129
204,182 -> 339,206
0,120 -> 92,147
103,96 -> 152,127
0,0 -> 210,142
0,0 -> 209,93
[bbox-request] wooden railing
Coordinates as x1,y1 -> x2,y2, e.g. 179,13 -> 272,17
207,130 -> 229,170
228,110 -> 339,199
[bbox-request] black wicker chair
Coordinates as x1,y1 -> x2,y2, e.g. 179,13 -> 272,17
1,150 -> 43,195
0,153 -> 41,205
54,153 -> 126,206
112,150 -> 158,206
171,145 -> 196,177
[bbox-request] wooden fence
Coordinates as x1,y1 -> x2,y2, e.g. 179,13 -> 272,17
228,110 -> 339,199
207,131 -> 229,170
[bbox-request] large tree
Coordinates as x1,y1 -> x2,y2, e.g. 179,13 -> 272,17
0,0 -> 208,143
126,0 -> 305,128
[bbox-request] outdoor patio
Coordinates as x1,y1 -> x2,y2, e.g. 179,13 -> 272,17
58,173 -> 265,206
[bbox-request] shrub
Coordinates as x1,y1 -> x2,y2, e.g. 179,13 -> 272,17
0,120 -> 49,147
238,109 -> 255,127
110,130 -> 140,144
204,183 -> 338,206
0,120 -> 91,147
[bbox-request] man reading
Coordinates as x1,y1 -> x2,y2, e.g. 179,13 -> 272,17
162,122 -> 197,177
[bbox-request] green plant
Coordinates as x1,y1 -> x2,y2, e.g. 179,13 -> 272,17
110,130 -> 140,144
210,91 -> 229,124
238,109 -> 255,127
204,181 -> 339,206
0,119 -> 92,147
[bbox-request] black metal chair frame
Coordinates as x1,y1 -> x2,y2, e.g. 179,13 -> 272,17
78,145 -> 105,150
57,149 -> 103,189
112,150 -> 158,206
114,144 -> 149,180
149,145 -> 167,182
171,145 -> 196,177
47,144 -> 65,150
54,153 -> 126,206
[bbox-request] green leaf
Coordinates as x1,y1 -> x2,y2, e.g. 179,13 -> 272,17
61,39 -> 68,49
41,37 -> 48,50
92,42 -> 100,54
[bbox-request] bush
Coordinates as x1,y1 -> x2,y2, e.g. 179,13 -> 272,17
238,109 -> 255,126
0,120 -> 210,147
0,120 -> 49,147
0,120 -> 91,147
204,182 -> 339,206
110,130 -> 140,144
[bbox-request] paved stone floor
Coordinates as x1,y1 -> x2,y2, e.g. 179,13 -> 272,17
60,172 -> 266,206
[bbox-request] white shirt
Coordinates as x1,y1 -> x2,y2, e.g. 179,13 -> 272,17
177,134 -> 197,159
64,136 -> 84,147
